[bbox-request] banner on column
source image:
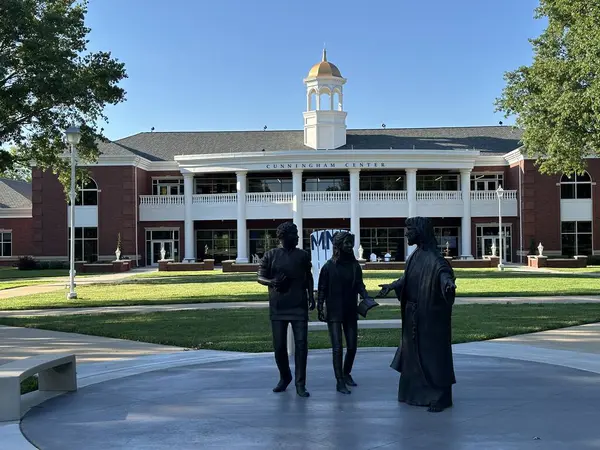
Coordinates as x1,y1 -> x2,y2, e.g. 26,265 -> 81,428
310,229 -> 346,290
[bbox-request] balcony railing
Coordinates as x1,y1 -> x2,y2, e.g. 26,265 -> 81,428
359,191 -> 407,201
303,191 -> 350,202
471,191 -> 518,201
417,191 -> 462,201
247,192 -> 293,203
139,195 -> 184,205
192,194 -> 237,204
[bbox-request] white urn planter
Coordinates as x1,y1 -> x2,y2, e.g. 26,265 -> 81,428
115,248 -> 121,261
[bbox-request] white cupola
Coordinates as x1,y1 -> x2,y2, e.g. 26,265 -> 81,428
303,49 -> 347,150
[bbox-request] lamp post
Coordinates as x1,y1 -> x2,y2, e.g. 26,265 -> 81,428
496,185 -> 504,271
65,126 -> 81,299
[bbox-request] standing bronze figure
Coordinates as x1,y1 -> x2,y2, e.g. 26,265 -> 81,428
317,231 -> 374,394
378,217 -> 457,412
258,222 -> 315,398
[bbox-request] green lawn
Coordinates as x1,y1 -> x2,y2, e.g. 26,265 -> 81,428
1,303 -> 599,353
1,269 -> 599,310
0,268 -> 72,291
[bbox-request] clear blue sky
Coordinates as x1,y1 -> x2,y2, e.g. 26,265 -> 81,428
85,0 -> 545,140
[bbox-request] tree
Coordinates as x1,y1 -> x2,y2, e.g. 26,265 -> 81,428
0,147 -> 31,181
495,1 -> 600,175
0,0 -> 127,183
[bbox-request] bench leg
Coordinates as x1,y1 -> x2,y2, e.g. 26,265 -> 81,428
38,362 -> 77,392
0,378 -> 22,422
286,323 -> 295,358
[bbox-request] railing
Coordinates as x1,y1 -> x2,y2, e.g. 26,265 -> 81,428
471,190 -> 517,201
139,195 -> 184,205
417,191 -> 462,201
303,191 -> 350,202
192,194 -> 237,204
359,191 -> 407,201
246,192 -> 293,203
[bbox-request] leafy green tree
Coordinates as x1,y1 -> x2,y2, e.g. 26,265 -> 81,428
496,1 -> 600,175
0,0 -> 127,185
0,147 -> 31,181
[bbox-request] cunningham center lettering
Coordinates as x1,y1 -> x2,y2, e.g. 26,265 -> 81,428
264,162 -> 386,169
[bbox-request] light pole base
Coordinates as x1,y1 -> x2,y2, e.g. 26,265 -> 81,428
67,292 -> 78,300
497,263 -> 505,271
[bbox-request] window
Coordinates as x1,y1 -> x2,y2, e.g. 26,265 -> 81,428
435,227 -> 460,257
560,172 -> 592,199
470,173 -> 503,191
303,176 -> 349,191
249,229 -> 278,258
0,231 -> 12,257
73,179 -> 98,206
561,221 -> 592,256
416,174 -> 459,191
69,227 -> 98,262
152,178 -> 184,195
248,177 -> 292,193
360,228 -> 405,261
359,175 -> 405,191
196,229 -> 236,264
195,177 -> 236,194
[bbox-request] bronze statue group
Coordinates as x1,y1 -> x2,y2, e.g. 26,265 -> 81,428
257,217 -> 457,413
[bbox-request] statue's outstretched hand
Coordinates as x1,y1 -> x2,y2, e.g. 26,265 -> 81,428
308,295 -> 316,311
444,279 -> 456,294
317,304 -> 327,322
378,284 -> 392,297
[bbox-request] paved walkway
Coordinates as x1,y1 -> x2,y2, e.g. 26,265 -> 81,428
2,294 -> 600,318
0,268 -> 156,300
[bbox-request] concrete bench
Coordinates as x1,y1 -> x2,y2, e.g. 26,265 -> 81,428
286,320 -> 402,356
0,354 -> 77,422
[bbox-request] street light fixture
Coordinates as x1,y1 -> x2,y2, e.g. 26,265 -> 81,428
65,126 -> 81,299
496,185 -> 505,271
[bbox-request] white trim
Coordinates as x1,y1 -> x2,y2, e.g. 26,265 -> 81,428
0,208 -> 32,218
504,147 -> 526,165
475,155 -> 508,166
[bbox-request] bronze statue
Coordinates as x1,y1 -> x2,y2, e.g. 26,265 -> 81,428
258,222 -> 315,397
378,217 -> 457,412
317,231 -> 374,394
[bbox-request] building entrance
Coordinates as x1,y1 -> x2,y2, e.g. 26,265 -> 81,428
151,240 -> 174,265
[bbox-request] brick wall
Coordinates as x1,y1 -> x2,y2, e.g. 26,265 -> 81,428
32,168 -> 68,257
0,217 -> 33,263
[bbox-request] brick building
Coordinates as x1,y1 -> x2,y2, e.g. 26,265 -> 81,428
0,52 -> 596,267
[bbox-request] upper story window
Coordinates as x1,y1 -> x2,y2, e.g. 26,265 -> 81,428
248,177 -> 292,193
560,172 -> 592,199
153,178 -> 184,196
416,174 -> 458,191
75,179 -> 98,205
471,173 -> 503,191
360,175 -> 405,191
195,177 -> 236,195
303,176 -> 349,192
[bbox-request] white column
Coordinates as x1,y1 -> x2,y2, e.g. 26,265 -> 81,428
292,170 -> 303,248
235,171 -> 248,263
406,169 -> 417,258
460,169 -> 473,259
349,168 -> 360,255
183,172 -> 195,262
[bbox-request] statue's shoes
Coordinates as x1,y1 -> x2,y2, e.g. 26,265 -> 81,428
336,380 -> 351,395
272,376 -> 292,393
343,374 -> 357,386
296,385 -> 310,397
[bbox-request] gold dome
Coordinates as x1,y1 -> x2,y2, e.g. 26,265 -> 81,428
307,49 -> 343,78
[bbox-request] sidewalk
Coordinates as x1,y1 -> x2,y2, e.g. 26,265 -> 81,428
1,294 -> 600,318
0,267 -> 156,300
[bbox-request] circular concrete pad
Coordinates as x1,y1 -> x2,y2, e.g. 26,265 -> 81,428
22,351 -> 600,449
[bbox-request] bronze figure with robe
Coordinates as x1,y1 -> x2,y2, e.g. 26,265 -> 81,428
317,231 -> 374,394
258,222 -> 315,398
379,216 -> 457,412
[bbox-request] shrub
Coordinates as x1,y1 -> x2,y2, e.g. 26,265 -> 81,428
38,261 -> 50,270
17,256 -> 38,270
48,261 -> 67,270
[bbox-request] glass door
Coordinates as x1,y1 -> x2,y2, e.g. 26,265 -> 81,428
151,240 -> 174,265
482,237 -> 499,258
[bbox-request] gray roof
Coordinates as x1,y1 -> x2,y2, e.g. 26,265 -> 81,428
98,126 -> 523,162
0,178 -> 32,209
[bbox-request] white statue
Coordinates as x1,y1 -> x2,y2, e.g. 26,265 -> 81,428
490,241 -> 497,257
358,244 -> 364,260
538,242 -> 544,256
160,245 -> 166,261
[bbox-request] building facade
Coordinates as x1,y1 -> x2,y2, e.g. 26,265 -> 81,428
1,52 -> 598,266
